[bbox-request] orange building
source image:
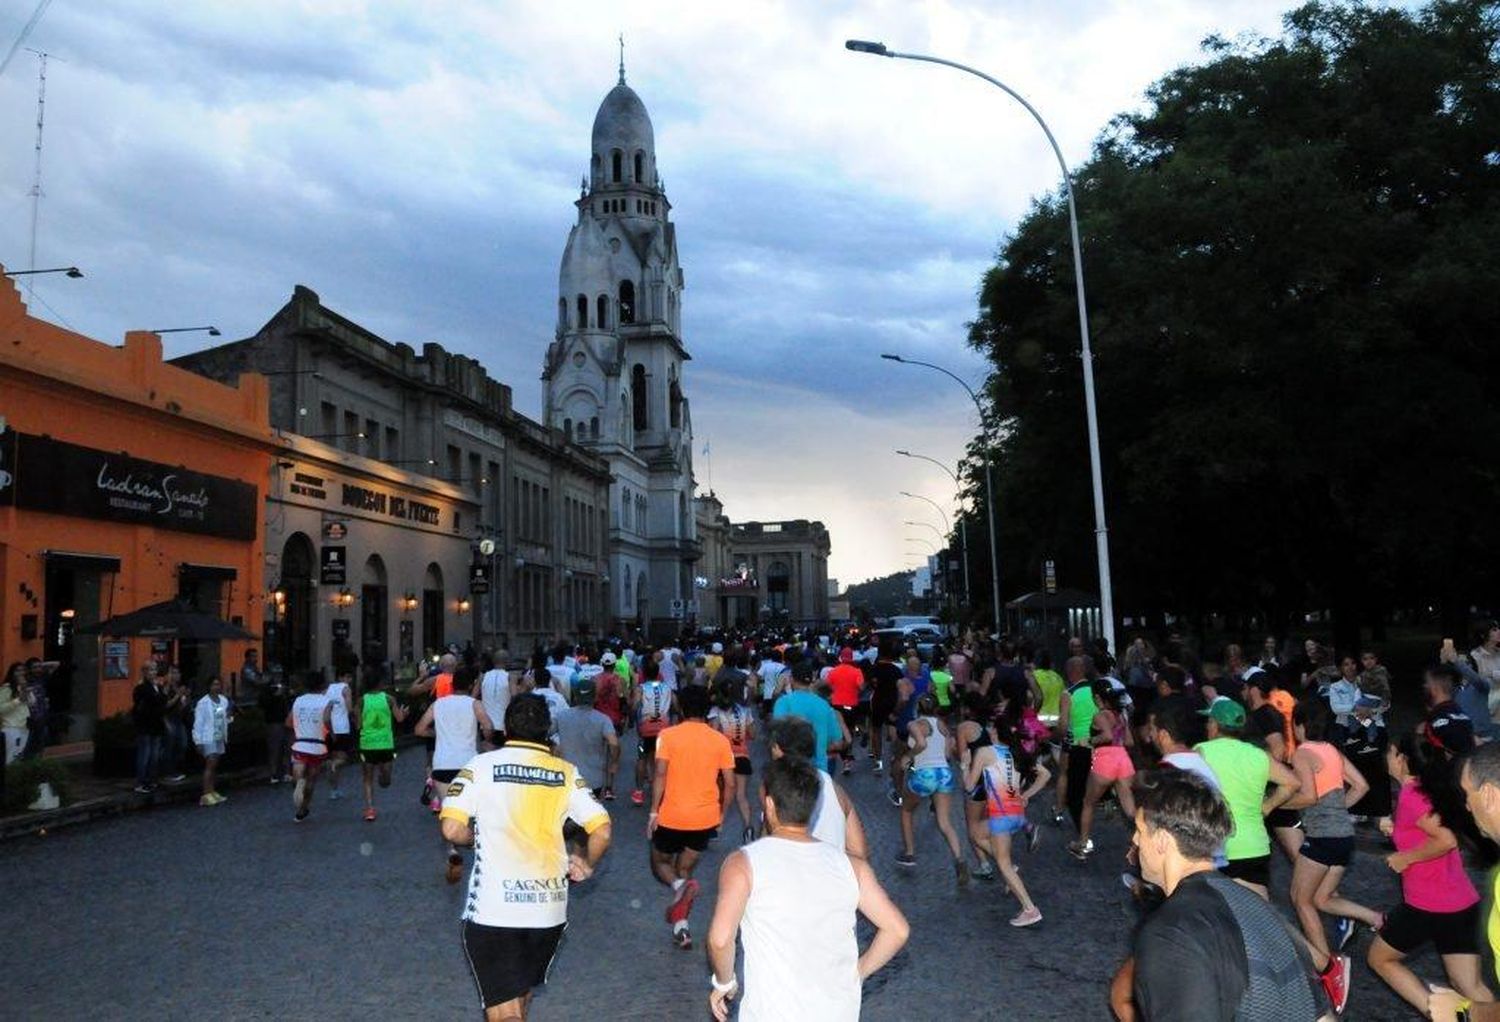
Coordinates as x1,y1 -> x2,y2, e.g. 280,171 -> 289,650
0,272 -> 272,749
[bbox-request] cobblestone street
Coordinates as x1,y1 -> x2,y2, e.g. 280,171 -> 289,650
10,739 -> 1446,1019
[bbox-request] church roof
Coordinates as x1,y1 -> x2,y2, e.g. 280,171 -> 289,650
592,82 -> 654,158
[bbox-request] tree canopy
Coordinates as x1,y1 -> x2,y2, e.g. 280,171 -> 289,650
963,0 -> 1500,645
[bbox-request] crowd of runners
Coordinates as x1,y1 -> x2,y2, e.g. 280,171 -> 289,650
260,621 -> 1500,1020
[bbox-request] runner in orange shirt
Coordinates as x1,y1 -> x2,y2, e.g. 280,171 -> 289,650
649,684 -> 735,950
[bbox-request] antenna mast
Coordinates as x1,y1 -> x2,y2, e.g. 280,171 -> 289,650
26,48 -> 54,294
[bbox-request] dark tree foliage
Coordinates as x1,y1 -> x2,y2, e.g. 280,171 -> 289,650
964,0 -> 1500,646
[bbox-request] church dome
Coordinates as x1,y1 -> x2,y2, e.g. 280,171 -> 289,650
592,83 -> 655,158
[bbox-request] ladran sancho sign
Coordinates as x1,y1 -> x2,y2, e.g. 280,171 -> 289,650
2,429 -> 257,540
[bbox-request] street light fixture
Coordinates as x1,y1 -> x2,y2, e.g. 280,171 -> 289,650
886,356 -> 1000,636
897,449 -> 971,605
304,431 -> 365,441
905,519 -> 945,541
897,490 -> 950,534
852,38 -> 1116,650
3,265 -> 82,278
151,326 -> 220,336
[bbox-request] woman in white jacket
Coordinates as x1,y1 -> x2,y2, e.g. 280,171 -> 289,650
192,677 -> 234,806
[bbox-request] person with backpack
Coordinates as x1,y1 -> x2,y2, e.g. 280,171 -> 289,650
708,677 -> 757,844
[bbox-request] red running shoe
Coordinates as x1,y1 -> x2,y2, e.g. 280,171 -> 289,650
1320,954 -> 1350,1016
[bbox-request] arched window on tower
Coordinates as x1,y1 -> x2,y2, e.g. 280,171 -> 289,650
563,419 -> 573,441
618,280 -> 636,325
669,377 -> 682,429
634,151 -> 644,182
576,294 -> 588,330
611,149 -> 622,183
631,364 -> 648,433
558,297 -> 568,329
590,416 -> 599,437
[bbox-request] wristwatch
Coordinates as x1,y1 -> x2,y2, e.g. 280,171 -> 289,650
710,973 -> 737,993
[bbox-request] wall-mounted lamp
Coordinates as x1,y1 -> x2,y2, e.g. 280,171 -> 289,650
456,597 -> 472,615
333,587 -> 355,609
401,592 -> 419,613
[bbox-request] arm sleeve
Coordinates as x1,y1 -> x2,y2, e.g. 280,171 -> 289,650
437,766 -> 478,826
566,769 -> 609,833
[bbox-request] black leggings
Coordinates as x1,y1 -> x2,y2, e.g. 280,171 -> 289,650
1067,744 -> 1093,829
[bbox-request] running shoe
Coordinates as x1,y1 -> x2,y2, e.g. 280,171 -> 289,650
895,852 -> 917,868
630,789 -> 645,806
1009,907 -> 1043,928
420,778 -> 434,806
363,807 -> 377,822
166,773 -> 187,783
886,787 -> 902,808
972,861 -> 996,881
666,879 -> 701,924
1320,954 -> 1351,1015
673,928 -> 693,950
1052,810 -> 1066,826
199,794 -> 216,806
269,776 -> 281,786
842,761 -> 852,776
1334,916 -> 1358,952
134,785 -> 153,794
445,850 -> 464,885
293,809 -> 308,823
873,758 -> 884,774
954,859 -> 971,886
1026,822 -> 1043,853
212,793 -> 227,804
602,787 -> 615,802
281,774 -> 294,783
1067,839 -> 1095,861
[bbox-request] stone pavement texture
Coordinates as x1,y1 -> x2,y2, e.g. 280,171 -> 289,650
7,734 -> 1462,1019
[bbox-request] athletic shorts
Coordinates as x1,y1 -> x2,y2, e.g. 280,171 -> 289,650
836,705 -> 863,729
988,814 -> 1027,836
906,766 -> 955,798
733,756 -> 752,776
1299,835 -> 1355,868
461,920 -> 566,1008
637,735 -> 658,757
329,732 -> 355,754
652,825 -> 716,855
432,768 -> 460,785
1379,901 -> 1481,956
1220,854 -> 1271,889
1091,745 -> 1135,782
291,749 -> 326,768
870,700 -> 896,728
969,783 -> 986,805
1266,806 -> 1302,830
359,749 -> 396,765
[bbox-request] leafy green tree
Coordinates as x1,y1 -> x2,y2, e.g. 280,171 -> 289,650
965,0 -> 1500,650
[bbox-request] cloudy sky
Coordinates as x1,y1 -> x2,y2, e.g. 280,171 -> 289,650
0,0 -> 1300,586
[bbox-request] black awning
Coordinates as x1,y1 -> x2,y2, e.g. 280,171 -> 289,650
44,550 -> 122,573
179,563 -> 239,582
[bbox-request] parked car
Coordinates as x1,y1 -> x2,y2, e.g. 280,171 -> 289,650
872,625 -> 946,659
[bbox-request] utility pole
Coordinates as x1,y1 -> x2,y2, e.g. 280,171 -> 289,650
25,48 -> 59,297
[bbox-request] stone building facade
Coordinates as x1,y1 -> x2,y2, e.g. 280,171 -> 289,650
172,285 -> 611,667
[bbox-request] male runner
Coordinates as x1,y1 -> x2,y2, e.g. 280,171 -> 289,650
356,672 -> 406,822
416,666 -> 494,882
651,684 -> 735,949
440,693 -> 611,1022
827,648 -> 865,776
477,652 -> 511,744
774,661 -> 848,775
324,668 -> 356,800
555,677 -> 619,799
286,672 -> 334,823
705,757 -> 908,1021
631,657 -> 678,806
1449,744 -> 1500,1021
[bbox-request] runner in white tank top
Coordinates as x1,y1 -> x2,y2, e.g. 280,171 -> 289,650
414,670 -> 494,884
706,758 -> 908,1022
739,837 -> 860,1020
809,770 -> 847,850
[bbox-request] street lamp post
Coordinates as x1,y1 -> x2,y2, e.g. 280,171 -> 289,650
897,448 -> 971,611
855,40 -> 1116,651
898,490 -> 950,534
889,358 -> 1002,637
150,326 -> 220,336
2,265 -> 82,278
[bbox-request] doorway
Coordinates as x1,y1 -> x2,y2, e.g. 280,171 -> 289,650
43,555 -> 111,746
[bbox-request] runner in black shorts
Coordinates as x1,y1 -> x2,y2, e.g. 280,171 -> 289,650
652,825 -> 716,855
462,922 -> 568,1013
1220,853 -> 1271,891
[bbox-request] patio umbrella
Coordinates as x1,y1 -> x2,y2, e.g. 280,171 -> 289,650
79,599 -> 258,641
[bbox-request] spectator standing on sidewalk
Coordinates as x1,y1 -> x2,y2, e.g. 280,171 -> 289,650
132,666 -> 169,793
705,756 -> 909,1021
259,677 -> 293,783
1,662 -> 29,764
161,667 -> 190,783
21,657 -> 52,758
192,677 -> 233,806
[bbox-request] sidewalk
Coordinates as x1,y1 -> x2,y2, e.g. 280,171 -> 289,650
2,735 -> 425,843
